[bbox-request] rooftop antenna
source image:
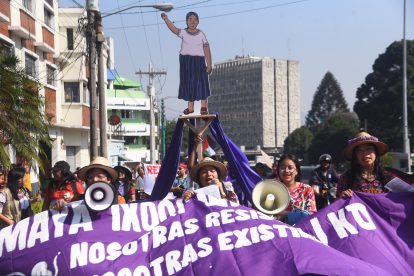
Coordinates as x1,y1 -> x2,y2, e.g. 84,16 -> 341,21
241,36 -> 245,57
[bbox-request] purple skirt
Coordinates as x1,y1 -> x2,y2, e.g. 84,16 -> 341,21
178,54 -> 211,101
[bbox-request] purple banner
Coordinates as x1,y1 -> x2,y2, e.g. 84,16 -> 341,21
1,192 -> 412,275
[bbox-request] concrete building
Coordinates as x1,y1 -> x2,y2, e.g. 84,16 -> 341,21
106,74 -> 156,164
209,56 -> 300,154
0,0 -> 59,180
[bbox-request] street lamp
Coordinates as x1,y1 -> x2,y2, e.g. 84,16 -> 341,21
102,3 -> 174,18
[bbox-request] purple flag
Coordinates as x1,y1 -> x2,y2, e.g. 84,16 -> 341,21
1,192 -> 412,275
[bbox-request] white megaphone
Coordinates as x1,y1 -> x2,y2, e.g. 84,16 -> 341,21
84,182 -> 116,212
252,180 -> 290,215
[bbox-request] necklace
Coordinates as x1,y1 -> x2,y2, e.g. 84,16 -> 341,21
361,171 -> 376,182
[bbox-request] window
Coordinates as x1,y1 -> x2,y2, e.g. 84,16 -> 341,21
25,53 -> 36,78
23,0 -> 32,12
121,110 -> 137,119
44,8 -> 53,28
0,41 -> 13,56
67,28 -> 74,50
64,82 -> 80,103
45,0 -> 53,8
46,65 -> 55,86
83,82 -> 89,104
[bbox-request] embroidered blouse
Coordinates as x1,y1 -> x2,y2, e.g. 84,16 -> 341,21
286,182 -> 317,214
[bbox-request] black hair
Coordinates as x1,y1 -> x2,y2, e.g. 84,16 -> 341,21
7,166 -> 26,200
186,11 -> 199,21
345,143 -> 390,191
277,154 -> 301,182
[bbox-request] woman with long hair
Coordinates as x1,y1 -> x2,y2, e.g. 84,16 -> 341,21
7,166 -> 33,220
337,132 -> 392,198
276,154 -> 316,225
0,168 -> 20,229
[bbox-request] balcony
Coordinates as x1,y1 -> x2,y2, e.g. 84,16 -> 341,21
34,41 -> 54,53
8,25 -> 30,39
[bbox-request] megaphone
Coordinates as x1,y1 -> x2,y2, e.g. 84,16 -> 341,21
252,180 -> 290,215
84,182 -> 116,212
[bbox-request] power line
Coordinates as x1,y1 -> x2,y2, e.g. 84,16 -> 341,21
104,0 -> 310,30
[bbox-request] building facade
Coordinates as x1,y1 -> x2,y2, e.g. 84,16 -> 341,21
106,75 -> 156,164
209,56 -> 300,152
0,0 -> 59,180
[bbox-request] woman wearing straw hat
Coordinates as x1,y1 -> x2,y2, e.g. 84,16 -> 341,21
183,158 -> 238,203
337,132 -> 394,198
78,157 -> 126,204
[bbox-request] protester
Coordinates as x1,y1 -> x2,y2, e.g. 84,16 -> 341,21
271,161 -> 279,179
276,154 -> 316,225
310,154 -> 340,209
172,163 -> 190,193
113,166 -> 136,203
254,162 -> 267,178
183,157 -> 238,203
7,166 -> 38,220
337,132 -> 393,198
43,161 -> 84,211
78,156 -> 125,204
161,11 -> 212,115
0,169 -> 20,229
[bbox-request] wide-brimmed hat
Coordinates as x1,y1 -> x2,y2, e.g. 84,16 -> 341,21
343,132 -> 388,160
190,157 -> 227,182
114,165 -> 132,180
78,156 -> 118,181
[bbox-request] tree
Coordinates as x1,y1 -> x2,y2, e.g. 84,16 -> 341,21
283,126 -> 313,162
165,119 -> 189,156
354,40 -> 414,151
306,71 -> 349,127
0,49 -> 51,170
308,112 -> 360,166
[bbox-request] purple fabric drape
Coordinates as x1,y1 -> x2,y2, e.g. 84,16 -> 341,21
151,119 -> 184,200
208,113 -> 261,204
151,114 -> 260,204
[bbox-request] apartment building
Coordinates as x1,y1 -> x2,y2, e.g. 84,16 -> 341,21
0,0 -> 58,176
209,56 -> 300,153
106,74 -> 155,163
0,1 -> 115,173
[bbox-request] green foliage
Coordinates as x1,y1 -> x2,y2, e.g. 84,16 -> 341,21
308,112 -> 360,165
32,201 -> 43,214
0,49 -> 51,171
306,71 -> 349,127
165,119 -> 189,154
283,126 -> 313,162
354,40 -> 414,151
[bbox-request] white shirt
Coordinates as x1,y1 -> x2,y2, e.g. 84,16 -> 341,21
178,29 -> 209,57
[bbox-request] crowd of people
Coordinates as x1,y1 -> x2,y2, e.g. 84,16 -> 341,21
0,131 -> 399,229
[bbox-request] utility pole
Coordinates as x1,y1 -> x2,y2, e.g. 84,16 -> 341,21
95,12 -> 108,158
86,0 -> 99,161
402,0 -> 411,173
160,98 -> 166,160
136,64 -> 166,164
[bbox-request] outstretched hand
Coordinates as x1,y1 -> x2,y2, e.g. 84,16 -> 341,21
161,13 -> 168,20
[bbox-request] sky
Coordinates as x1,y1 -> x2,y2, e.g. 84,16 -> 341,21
59,0 -> 414,124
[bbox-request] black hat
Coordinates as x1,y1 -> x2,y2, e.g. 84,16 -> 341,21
114,166 -> 132,180
52,161 -> 71,173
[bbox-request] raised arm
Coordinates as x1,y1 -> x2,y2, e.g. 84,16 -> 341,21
161,13 -> 179,35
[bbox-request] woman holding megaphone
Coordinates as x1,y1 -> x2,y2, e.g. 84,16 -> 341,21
276,154 -> 316,225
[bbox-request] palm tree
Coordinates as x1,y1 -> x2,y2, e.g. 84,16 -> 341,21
0,47 -> 51,171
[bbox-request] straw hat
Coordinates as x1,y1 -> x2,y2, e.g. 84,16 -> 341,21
190,157 -> 227,182
77,156 -> 118,181
343,132 -> 388,160
114,166 -> 132,180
